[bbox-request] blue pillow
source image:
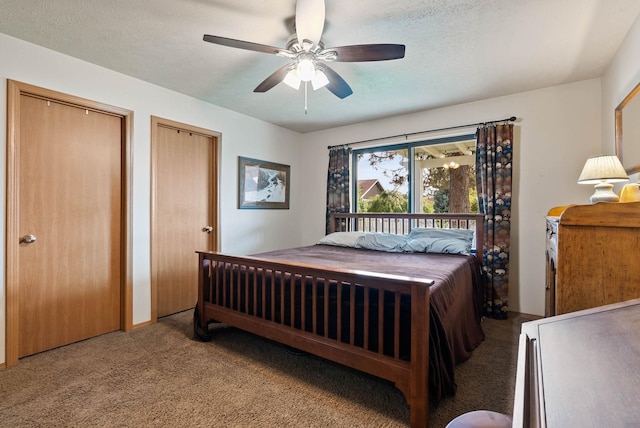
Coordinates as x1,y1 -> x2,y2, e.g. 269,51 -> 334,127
408,227 -> 474,242
402,236 -> 471,255
355,233 -> 407,252
404,228 -> 474,255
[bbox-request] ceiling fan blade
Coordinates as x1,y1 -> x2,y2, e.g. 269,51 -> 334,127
203,34 -> 282,55
328,44 -> 406,62
320,65 -> 353,99
295,0 -> 325,46
254,64 -> 293,93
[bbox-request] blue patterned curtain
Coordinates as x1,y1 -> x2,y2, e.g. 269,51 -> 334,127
326,146 -> 351,234
475,124 -> 513,319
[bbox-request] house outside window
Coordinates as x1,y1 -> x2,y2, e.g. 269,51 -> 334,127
358,179 -> 385,201
353,134 -> 478,214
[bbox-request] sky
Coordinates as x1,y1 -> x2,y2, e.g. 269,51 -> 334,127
356,153 -> 408,193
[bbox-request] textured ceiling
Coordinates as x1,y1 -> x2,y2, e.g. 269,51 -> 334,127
1,0 -> 639,133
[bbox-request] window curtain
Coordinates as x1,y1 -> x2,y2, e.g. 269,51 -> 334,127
475,124 -> 513,319
326,146 -> 351,234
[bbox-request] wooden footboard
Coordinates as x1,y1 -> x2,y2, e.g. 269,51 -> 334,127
194,251 -> 433,427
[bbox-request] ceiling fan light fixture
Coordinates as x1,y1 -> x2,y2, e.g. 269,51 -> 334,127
311,69 -> 329,90
283,69 -> 302,90
296,58 -> 316,81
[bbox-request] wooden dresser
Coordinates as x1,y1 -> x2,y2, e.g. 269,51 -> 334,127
513,298 -> 640,427
545,201 -> 640,316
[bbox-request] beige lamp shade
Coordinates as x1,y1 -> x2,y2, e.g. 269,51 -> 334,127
578,155 -> 629,203
577,155 -> 629,184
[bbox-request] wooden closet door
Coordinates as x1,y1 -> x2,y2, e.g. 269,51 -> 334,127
18,95 -> 122,357
155,124 -> 215,317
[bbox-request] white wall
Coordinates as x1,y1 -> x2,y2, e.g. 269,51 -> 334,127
0,33 -> 305,364
300,79 -> 603,317
602,13 -> 640,164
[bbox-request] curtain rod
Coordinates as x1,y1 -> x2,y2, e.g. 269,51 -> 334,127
327,116 -> 517,149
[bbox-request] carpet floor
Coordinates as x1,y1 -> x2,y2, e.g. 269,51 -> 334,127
0,309 -> 534,427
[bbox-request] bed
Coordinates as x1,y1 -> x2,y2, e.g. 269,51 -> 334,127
193,213 -> 486,427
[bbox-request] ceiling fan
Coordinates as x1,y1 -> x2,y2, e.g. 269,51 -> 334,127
203,0 -> 405,100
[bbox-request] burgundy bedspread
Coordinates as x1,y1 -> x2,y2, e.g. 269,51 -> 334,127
253,244 -> 485,403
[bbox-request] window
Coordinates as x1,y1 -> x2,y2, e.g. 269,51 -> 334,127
353,134 -> 478,213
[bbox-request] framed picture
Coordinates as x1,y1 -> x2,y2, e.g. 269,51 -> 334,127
238,156 -> 290,209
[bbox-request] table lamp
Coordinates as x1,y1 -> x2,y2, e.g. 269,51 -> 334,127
577,155 -> 629,203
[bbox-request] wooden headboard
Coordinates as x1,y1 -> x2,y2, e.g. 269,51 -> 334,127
329,212 -> 485,255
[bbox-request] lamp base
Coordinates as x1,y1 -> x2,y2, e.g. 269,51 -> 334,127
590,182 -> 620,203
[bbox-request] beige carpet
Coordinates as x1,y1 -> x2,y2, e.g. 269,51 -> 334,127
0,310 -> 533,427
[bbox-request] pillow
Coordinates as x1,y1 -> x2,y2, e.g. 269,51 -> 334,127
408,227 -> 475,242
355,233 -> 407,252
318,232 -> 368,248
402,236 -> 471,255
404,228 -> 474,255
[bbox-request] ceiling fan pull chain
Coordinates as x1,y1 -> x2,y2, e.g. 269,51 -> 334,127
304,81 -> 308,115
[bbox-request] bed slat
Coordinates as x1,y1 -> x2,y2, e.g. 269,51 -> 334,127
378,290 -> 384,355
394,291 -> 401,359
323,279 -> 330,338
336,282 -> 343,343
363,286 -> 370,351
312,278 -> 318,334
350,284 -> 356,346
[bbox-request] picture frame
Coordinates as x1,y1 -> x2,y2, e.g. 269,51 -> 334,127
238,156 -> 290,209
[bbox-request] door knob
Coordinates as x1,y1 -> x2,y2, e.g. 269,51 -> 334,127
21,234 -> 37,244
202,226 -> 213,233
